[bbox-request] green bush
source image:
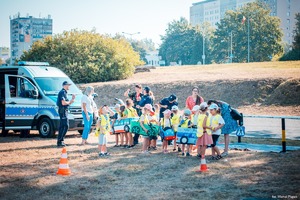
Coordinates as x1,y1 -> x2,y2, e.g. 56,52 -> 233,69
20,30 -> 143,83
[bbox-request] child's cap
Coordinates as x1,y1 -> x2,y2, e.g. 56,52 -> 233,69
115,104 -> 121,108
200,102 -> 208,110
144,104 -> 153,111
192,105 -> 200,111
183,109 -> 191,116
163,109 -> 172,115
208,103 -> 219,110
171,105 -> 178,111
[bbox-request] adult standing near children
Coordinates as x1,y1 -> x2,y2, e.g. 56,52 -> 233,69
138,86 -> 154,108
135,86 -> 155,145
57,81 -> 75,147
81,86 -> 96,145
124,84 -> 143,116
207,100 -> 238,157
159,94 -> 178,119
185,86 -> 204,111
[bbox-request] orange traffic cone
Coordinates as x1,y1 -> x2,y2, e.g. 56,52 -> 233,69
199,157 -> 209,172
57,147 -> 71,176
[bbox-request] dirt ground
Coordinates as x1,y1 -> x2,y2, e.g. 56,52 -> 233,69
1,61 -> 300,200
83,61 -> 300,85
80,61 -> 300,107
0,131 -> 299,200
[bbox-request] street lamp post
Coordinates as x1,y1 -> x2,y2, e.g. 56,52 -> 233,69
122,32 -> 140,39
202,35 -> 205,65
230,31 -> 233,63
247,16 -> 250,63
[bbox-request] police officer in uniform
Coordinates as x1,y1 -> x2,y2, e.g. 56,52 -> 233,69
57,81 -> 76,147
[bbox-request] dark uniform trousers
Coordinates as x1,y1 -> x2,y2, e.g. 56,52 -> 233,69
57,108 -> 69,144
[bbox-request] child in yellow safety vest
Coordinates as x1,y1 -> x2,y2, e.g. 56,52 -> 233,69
148,104 -> 160,150
179,109 -> 193,156
139,104 -> 153,154
160,109 -> 172,153
208,103 -> 225,160
96,105 -> 114,157
196,102 -> 213,159
171,105 -> 181,152
124,99 -> 138,148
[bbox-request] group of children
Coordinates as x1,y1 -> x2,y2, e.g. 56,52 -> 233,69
94,98 -> 226,160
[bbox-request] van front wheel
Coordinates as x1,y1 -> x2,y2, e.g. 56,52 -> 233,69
38,118 -> 55,138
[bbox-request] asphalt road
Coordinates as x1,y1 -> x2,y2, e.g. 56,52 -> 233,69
238,117 -> 300,140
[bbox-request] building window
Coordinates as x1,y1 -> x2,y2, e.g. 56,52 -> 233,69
287,19 -> 290,24
287,12 -> 290,16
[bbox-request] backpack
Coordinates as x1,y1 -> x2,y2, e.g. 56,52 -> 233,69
160,118 -> 175,141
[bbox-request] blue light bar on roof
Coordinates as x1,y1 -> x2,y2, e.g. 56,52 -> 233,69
18,61 -> 50,66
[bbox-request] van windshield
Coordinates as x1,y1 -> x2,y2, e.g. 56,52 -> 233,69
35,77 -> 82,95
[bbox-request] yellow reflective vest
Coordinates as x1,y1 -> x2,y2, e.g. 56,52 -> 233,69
99,114 -> 110,134
180,118 -> 191,128
197,114 -> 213,137
140,114 -> 149,125
126,107 -> 138,118
171,113 -> 181,132
210,114 -> 221,129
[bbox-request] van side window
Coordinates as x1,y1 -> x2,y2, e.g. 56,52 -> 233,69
18,78 -> 35,98
8,76 -> 17,98
8,76 -> 36,98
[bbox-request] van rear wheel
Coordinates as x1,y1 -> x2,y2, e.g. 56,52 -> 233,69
38,118 -> 55,138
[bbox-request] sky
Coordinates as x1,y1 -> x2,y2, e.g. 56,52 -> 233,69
0,0 -> 200,48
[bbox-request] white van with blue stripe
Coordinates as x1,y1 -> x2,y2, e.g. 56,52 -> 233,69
0,61 -> 83,137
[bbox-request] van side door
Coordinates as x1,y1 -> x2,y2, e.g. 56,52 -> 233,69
5,75 -> 39,130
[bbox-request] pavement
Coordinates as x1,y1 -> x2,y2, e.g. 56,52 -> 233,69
243,117 -> 300,140
156,141 -> 300,153
218,143 -> 300,153
220,117 -> 300,152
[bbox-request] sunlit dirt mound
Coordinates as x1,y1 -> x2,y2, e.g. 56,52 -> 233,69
90,78 -> 300,107
264,78 -> 300,106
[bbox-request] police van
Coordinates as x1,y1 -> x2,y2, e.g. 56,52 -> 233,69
0,61 -> 83,137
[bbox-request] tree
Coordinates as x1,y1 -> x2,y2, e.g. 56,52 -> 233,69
159,17 -> 213,65
212,2 -> 283,63
20,30 -> 143,83
293,13 -> 300,50
128,38 -> 156,63
114,34 -> 156,64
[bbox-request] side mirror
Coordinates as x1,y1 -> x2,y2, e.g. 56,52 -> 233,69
32,89 -> 39,99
